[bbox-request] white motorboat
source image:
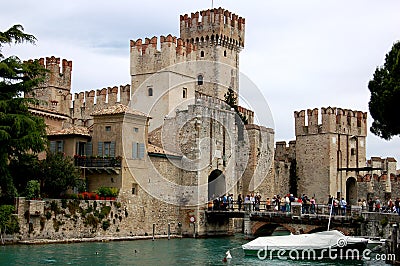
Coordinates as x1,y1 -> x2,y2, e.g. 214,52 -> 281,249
242,230 -> 369,260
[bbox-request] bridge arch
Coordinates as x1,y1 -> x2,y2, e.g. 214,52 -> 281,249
251,222 -> 326,236
208,169 -> 226,200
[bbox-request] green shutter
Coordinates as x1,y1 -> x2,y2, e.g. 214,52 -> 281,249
98,142 -> 103,157
49,141 -> 56,153
86,142 -> 93,156
132,142 -> 137,159
60,140 -> 64,152
110,141 -> 116,157
139,143 -> 145,159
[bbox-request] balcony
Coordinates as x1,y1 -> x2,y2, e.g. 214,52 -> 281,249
74,156 -> 121,174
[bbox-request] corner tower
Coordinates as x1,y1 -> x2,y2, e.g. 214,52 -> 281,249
294,107 -> 368,204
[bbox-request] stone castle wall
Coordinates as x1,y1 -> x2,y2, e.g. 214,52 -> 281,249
15,197 -> 181,240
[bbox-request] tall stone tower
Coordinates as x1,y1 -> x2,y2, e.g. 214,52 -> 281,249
130,8 -> 245,131
31,56 -> 73,114
294,107 -> 367,204
179,8 -> 245,98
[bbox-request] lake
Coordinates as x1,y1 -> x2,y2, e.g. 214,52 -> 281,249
0,234 -> 387,265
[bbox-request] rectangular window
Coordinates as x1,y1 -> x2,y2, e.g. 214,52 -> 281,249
183,88 -> 187,98
51,140 -> 64,153
76,142 -> 86,156
133,127 -> 139,133
104,142 -> 111,156
105,126 -> 111,132
98,141 -> 115,157
56,141 -> 63,152
132,184 -> 138,195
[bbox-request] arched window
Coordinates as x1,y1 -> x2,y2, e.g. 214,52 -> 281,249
183,88 -> 187,98
224,50 -> 227,57
148,87 -> 153,96
200,51 -> 205,57
197,75 -> 203,86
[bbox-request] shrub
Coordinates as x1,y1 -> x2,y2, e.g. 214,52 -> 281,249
67,200 -> 80,216
102,220 -> 111,230
61,199 -> 67,209
96,187 -> 119,197
85,213 -> 99,228
25,180 -> 40,200
0,205 -> 20,234
50,201 -> 60,216
101,206 -> 111,218
45,211 -> 52,220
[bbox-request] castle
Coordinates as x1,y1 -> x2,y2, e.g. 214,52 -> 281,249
24,7 -> 274,237
19,7 -> 398,239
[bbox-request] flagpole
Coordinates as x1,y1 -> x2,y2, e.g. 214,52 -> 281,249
212,0 -> 214,9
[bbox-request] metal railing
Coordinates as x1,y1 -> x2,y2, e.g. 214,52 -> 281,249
74,157 -> 122,167
207,200 -> 368,217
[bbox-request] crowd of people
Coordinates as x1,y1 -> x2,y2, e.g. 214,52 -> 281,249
208,193 -> 318,214
208,192 -> 400,216
359,196 -> 400,215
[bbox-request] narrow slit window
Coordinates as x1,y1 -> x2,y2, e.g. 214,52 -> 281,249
148,87 -> 153,96
183,88 -> 187,98
197,75 -> 203,85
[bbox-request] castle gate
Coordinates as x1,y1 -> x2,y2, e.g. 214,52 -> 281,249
346,177 -> 357,205
208,169 -> 225,200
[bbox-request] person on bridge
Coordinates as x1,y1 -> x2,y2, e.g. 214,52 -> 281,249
310,197 -> 316,214
340,198 -> 347,215
395,198 -> 400,215
237,194 -> 242,211
244,195 -> 251,211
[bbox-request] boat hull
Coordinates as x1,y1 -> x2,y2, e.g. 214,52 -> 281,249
243,242 -> 368,260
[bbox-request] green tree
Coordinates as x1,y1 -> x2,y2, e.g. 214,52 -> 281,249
24,180 -> 40,199
224,88 -> 248,125
0,205 -> 19,235
0,25 -> 47,203
39,153 -> 80,198
368,41 -> 400,140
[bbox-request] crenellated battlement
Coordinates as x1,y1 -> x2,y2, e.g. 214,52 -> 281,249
38,56 -> 72,91
70,84 -> 131,124
275,140 -> 296,162
130,34 -> 198,58
180,8 -> 245,48
294,107 -> 367,136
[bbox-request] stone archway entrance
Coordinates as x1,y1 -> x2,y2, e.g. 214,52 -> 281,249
208,169 -> 226,201
346,177 -> 357,205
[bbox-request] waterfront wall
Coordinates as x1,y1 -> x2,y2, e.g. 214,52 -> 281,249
13,198 -> 181,241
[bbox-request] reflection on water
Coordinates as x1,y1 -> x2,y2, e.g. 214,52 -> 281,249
0,234 -> 385,266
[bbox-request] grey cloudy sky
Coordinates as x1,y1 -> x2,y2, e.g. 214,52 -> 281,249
1,0 -> 400,163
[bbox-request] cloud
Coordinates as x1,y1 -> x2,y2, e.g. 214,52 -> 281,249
1,0 -> 400,163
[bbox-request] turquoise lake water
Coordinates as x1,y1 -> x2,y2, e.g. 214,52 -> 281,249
0,235 -> 387,265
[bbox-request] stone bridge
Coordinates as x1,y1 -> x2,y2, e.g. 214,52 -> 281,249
205,208 -> 400,239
